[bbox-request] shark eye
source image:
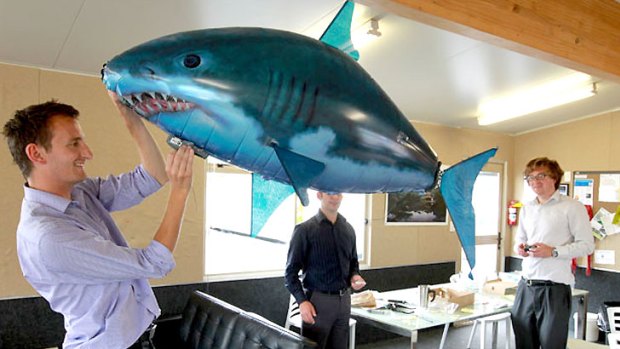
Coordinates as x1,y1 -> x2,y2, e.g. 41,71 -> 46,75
183,54 -> 201,69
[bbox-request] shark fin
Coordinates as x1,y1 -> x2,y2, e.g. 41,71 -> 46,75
250,174 -> 295,237
319,1 -> 359,61
272,146 -> 325,206
439,147 -> 498,279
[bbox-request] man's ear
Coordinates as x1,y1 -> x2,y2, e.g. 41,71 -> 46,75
25,143 -> 46,165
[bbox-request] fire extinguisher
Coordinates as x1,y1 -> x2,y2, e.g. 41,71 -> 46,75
507,200 -> 522,226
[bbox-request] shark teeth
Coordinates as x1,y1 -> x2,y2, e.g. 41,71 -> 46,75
121,92 -> 195,117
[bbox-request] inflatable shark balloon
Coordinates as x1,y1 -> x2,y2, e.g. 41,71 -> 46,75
102,2 -> 497,273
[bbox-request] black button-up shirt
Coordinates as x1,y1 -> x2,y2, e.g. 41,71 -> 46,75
285,210 -> 360,304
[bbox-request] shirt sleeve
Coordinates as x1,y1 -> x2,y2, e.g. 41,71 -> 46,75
348,225 -> 360,278
83,165 -> 161,212
285,224 -> 307,304
37,221 -> 175,284
557,201 -> 595,258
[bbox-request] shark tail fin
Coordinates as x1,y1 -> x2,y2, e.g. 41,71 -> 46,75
319,1 -> 359,60
439,147 -> 498,278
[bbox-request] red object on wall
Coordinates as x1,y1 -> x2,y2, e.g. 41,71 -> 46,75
507,200 -> 522,226
584,204 -> 594,220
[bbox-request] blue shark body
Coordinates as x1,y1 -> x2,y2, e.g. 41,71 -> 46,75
101,2 -> 496,273
103,27 -> 440,195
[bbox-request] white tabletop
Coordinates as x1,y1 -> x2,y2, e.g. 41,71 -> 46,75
351,285 -> 513,336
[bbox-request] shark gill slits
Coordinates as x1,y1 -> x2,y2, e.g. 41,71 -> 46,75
276,76 -> 296,123
262,70 -> 283,121
294,82 -> 308,124
183,54 -> 201,69
305,87 -> 319,125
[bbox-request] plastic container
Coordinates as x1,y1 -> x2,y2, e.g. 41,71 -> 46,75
573,312 -> 599,342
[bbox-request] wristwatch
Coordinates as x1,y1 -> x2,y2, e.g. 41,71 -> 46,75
551,248 -> 559,258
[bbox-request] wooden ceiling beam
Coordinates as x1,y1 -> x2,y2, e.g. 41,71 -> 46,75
356,0 -> 620,83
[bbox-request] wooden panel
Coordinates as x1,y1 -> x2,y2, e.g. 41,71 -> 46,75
358,0 -> 620,82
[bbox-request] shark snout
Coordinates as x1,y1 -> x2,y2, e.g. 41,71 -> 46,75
100,63 -> 107,82
100,63 -> 118,92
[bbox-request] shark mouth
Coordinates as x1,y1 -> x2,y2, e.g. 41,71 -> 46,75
120,92 -> 195,117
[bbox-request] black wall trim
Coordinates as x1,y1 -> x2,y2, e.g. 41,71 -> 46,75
0,262 -> 456,348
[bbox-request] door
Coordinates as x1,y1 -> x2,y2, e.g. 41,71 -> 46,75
460,161 -> 505,277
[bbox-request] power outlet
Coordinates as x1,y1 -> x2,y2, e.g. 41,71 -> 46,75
594,250 -> 615,265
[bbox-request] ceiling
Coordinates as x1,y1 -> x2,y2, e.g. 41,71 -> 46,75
1,0 -> 619,135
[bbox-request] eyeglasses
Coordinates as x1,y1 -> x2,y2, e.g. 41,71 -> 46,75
524,173 -> 551,182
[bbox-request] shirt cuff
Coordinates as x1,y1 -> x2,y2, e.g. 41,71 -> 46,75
145,240 -> 176,273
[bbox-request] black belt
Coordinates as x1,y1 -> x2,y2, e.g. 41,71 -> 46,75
523,278 -> 562,287
317,288 -> 350,296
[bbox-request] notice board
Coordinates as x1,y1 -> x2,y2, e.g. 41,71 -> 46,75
573,171 -> 620,272
573,171 -> 620,215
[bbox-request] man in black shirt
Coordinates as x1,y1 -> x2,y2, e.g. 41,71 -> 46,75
285,192 -> 366,349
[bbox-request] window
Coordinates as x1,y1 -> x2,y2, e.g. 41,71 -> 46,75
204,161 -> 367,279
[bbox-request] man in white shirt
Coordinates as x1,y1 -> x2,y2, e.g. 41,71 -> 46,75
512,157 -> 594,349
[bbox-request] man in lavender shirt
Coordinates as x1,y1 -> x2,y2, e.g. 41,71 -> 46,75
2,92 -> 194,349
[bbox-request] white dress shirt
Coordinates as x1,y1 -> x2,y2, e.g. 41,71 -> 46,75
515,190 -> 594,287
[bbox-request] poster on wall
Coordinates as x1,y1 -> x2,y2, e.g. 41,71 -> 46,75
573,177 -> 594,206
385,188 -> 448,225
599,174 -> 620,203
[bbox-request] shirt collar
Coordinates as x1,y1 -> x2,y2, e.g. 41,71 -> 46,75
23,184 -> 72,213
314,209 -> 344,225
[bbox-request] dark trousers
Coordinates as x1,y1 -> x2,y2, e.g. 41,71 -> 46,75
302,291 -> 351,349
511,279 -> 571,349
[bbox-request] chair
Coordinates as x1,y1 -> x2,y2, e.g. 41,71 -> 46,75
466,312 -> 512,349
608,307 -> 620,333
609,332 -> 620,349
284,295 -> 356,349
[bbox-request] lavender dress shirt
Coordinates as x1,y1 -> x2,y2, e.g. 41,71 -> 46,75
17,165 -> 175,349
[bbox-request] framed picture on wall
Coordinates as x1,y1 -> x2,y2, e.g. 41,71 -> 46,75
559,183 -> 569,196
385,188 -> 448,225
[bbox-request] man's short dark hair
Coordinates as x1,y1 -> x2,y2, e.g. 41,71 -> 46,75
2,100 -> 79,178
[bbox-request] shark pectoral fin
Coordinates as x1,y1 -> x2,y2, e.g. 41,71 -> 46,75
272,146 -> 325,206
251,174 -> 295,237
319,1 -> 359,61
439,147 -> 498,278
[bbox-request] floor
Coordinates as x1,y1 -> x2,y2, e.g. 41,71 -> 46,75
358,319 -> 515,349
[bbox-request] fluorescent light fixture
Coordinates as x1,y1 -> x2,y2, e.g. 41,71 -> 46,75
351,18 -> 382,48
477,73 -> 597,126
